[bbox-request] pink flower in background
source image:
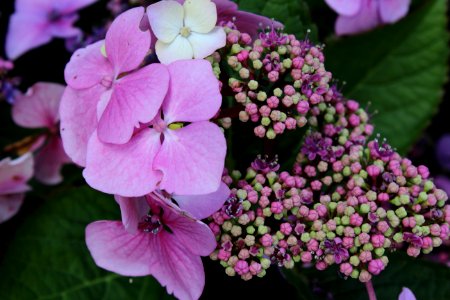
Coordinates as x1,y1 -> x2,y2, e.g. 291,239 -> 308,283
213,0 -> 283,37
86,193 -> 217,300
325,0 -> 411,36
0,154 -> 33,223
83,59 -> 226,197
5,0 -> 98,59
12,82 -> 71,185
147,0 -> 226,64
61,7 -> 169,165
398,287 -> 416,300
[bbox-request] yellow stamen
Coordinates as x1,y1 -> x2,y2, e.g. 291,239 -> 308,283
168,122 -> 184,130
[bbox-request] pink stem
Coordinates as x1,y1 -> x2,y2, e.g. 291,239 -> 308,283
365,280 -> 377,300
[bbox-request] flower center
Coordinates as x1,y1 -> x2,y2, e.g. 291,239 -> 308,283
100,76 -> 113,89
138,213 -> 163,234
168,122 -> 184,130
179,26 -> 191,38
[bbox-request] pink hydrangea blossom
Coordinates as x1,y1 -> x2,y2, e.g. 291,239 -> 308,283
62,7 -> 168,155
83,59 -> 226,197
325,0 -> 411,36
12,82 -> 71,185
0,154 -> 34,223
86,193 -> 217,300
5,0 -> 98,59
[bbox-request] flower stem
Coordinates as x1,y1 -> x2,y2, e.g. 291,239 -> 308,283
365,280 -> 377,300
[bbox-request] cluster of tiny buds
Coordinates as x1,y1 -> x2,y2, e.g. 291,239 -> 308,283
221,26 -> 334,139
208,143 -> 450,282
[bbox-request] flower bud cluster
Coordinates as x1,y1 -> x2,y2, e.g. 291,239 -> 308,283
209,142 -> 450,282
221,27 -> 335,139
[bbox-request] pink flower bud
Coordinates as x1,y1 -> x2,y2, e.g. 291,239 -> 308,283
371,234 -> 385,248
340,263 -> 353,276
261,234 -> 273,247
368,259 -> 385,275
234,260 -> 249,275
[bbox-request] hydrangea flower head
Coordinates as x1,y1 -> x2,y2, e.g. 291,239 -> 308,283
0,154 -> 34,223
6,0 -> 98,59
83,59 -> 226,197
325,0 -> 411,35
86,192 -> 217,300
147,0 -> 226,64
61,7 -> 169,164
12,82 -> 71,185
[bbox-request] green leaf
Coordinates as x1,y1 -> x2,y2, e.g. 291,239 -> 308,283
235,0 -> 318,41
285,253 -> 450,300
0,187 -> 173,300
324,0 -> 449,154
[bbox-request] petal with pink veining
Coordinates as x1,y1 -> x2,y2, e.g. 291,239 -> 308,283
13,82 -> 65,129
150,232 -> 206,300
85,221 -> 158,276
163,202 -> 217,255
154,121 -> 226,195
34,136 -> 71,185
0,194 -> 24,224
60,85 -> 104,166
163,60 -> 222,124
379,0 -> 411,24
0,154 -> 34,195
115,195 -> 148,234
5,13 -> 52,60
83,129 -> 162,197
106,7 -> 150,75
335,0 -> 379,36
173,182 -> 230,219
325,0 -> 362,16
97,63 -> 169,144
64,40 -> 113,90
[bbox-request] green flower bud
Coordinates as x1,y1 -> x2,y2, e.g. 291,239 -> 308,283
246,226 -> 256,235
274,88 -> 282,97
395,207 -> 407,219
374,248 -> 385,257
361,223 -> 371,233
248,80 -> 258,90
301,233 -> 311,243
253,59 -> 263,70
350,256 -> 360,266
222,221 -> 233,232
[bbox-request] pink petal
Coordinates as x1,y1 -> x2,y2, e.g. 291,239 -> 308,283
97,63 -> 169,144
0,194 -> 24,223
325,0 -> 362,16
83,129 -> 162,197
86,219 -> 206,300
57,0 -> 99,13
155,121 -> 226,195
150,233 -> 206,300
5,13 -> 52,60
85,221 -> 158,276
163,59 -> 222,123
64,40 -> 113,90
34,136 -> 71,185
214,0 -> 238,13
12,82 -> 65,129
15,0 -> 54,13
115,195 -> 148,234
173,182 -> 230,219
188,27 -> 226,60
0,154 -> 34,195
105,7 -> 150,75
379,0 -> 411,24
162,201 -> 217,255
227,10 -> 284,37
59,85 -> 104,166
398,287 -> 416,300
335,0 -> 379,36
49,14 -> 81,38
